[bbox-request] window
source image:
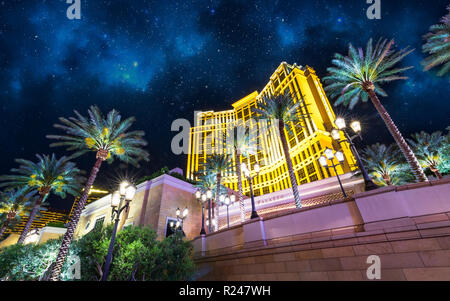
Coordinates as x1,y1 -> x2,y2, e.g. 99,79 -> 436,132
297,168 -> 306,180
297,129 -> 305,142
94,216 -> 105,230
279,71 -> 286,83
306,163 -> 316,175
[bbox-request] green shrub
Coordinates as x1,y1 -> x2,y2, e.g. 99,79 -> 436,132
46,221 -> 67,228
0,239 -> 80,281
0,225 -> 195,281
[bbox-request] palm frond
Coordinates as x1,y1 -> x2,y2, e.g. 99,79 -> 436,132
407,131 -> 445,170
324,38 -> 414,109
47,105 -> 149,167
0,154 -> 84,200
0,187 -> 36,225
202,154 -> 233,176
422,6 -> 450,76
194,173 -> 228,198
361,143 -> 414,186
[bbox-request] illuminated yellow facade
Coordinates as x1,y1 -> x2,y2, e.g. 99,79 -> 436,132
187,62 -> 357,197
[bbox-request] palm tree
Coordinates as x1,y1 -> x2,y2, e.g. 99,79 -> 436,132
323,38 -> 428,183
227,123 -> 256,223
203,154 -> 233,231
0,188 -> 35,239
408,131 -> 446,179
252,90 -> 304,208
47,106 -> 149,281
422,5 -> 450,76
0,154 -> 83,244
361,143 -> 414,186
437,127 -> 450,174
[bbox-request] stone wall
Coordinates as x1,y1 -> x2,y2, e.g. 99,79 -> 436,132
76,174 -> 200,240
193,178 -> 450,281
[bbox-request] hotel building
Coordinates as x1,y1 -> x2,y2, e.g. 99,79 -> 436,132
187,62 -> 357,197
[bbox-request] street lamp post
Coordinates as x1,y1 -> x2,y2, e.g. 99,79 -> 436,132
332,118 -> 378,191
218,194 -> 235,228
101,181 -> 136,281
241,163 -> 260,219
170,206 -> 188,235
195,190 -> 208,235
205,218 -> 216,231
319,149 -> 347,198
176,206 -> 189,230
205,189 -> 213,233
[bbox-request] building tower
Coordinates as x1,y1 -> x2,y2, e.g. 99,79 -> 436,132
187,62 -> 357,197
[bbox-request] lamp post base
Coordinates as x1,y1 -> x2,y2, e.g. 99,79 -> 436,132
250,211 -> 259,219
200,228 -> 206,235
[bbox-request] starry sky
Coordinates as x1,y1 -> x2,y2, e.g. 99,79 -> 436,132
1,0 -> 449,210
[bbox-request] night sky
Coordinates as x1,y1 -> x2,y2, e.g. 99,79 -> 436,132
1,0 -> 449,210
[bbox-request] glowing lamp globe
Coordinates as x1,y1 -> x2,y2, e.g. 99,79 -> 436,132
331,129 -> 341,140
230,194 -> 236,203
319,156 -> 328,167
335,151 -> 345,163
324,148 -> 335,160
335,118 -> 346,130
111,191 -> 121,207
119,181 -> 130,196
350,121 -> 361,133
125,185 -> 136,201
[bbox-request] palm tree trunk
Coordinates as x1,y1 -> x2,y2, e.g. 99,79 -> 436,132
366,89 -> 428,183
235,150 -> 245,223
279,120 -> 302,208
0,219 -> 10,239
383,175 -> 392,186
366,89 -> 428,182
430,166 -> 443,179
434,171 -> 443,179
214,173 -> 221,231
49,157 -> 104,281
17,193 -> 46,244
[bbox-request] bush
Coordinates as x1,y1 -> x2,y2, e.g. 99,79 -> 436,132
46,221 -> 67,228
137,166 -> 196,185
0,239 -> 80,281
0,225 -> 195,281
